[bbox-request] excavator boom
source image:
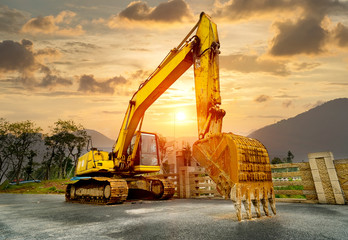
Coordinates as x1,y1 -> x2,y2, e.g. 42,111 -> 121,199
69,12 -> 276,221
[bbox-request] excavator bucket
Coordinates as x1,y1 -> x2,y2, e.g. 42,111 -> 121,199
192,132 -> 276,221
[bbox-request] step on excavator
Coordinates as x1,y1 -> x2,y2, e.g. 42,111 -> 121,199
66,12 -> 276,221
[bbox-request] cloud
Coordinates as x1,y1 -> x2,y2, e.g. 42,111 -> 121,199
102,111 -> 124,115
37,66 -> 72,88
128,69 -> 152,81
333,23 -> 348,48
328,82 -> 348,86
220,54 -> 290,76
78,75 -> 129,94
248,114 -> 283,119
269,17 -> 329,56
291,62 -> 321,71
65,41 -> 99,49
304,100 -> 325,109
107,0 -> 194,28
212,0 -> 348,56
275,94 -> 298,99
212,0 -> 345,22
282,100 -> 292,108
255,95 -> 271,103
0,39 -> 37,73
0,39 -> 70,89
0,5 -> 28,33
212,0 -> 295,22
21,10 -> 84,36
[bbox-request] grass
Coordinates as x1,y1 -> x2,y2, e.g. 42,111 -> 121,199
274,185 -> 304,190
275,194 -> 306,199
274,185 -> 306,199
0,179 -> 68,194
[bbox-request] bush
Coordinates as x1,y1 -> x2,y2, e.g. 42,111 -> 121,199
274,185 -> 304,190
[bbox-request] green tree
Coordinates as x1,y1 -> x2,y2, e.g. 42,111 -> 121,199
286,151 -> 294,163
0,118 -> 11,183
271,157 -> 283,164
23,150 -> 36,180
1,120 -> 42,184
44,120 -> 88,179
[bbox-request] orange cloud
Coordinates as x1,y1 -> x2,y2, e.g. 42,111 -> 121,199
333,23 -> 348,48
21,10 -> 85,36
78,75 -> 129,95
0,39 -> 71,89
106,0 -> 194,29
220,54 -> 290,76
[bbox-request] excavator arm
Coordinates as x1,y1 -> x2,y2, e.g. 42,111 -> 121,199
112,37 -> 194,163
105,12 -> 276,221
112,13 -> 222,165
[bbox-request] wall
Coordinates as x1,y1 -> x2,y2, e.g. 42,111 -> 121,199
164,152 -> 347,204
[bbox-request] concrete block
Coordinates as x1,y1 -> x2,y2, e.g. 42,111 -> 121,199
331,181 -> 343,194
311,169 -> 321,182
327,168 -> 339,181
334,193 -> 345,205
308,152 -> 333,159
324,157 -> 335,169
317,193 -> 327,204
309,159 -> 318,170
314,181 -> 325,194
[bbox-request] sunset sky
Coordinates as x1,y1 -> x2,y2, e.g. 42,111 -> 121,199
1,0 -> 348,140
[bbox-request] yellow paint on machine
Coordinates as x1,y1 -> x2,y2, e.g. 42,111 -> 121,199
76,150 -> 114,175
133,165 -> 160,172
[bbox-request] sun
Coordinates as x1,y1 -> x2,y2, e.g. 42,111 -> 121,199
176,112 -> 186,121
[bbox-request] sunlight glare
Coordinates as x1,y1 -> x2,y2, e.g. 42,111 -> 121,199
176,112 -> 186,121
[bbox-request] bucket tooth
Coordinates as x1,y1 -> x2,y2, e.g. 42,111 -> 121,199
261,199 -> 269,216
193,132 -> 276,221
243,189 -> 252,219
233,187 -> 242,221
270,197 -> 276,215
252,188 -> 261,218
243,200 -> 252,220
252,199 -> 261,218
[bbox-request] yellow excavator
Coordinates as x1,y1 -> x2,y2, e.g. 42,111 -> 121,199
66,12 -> 276,221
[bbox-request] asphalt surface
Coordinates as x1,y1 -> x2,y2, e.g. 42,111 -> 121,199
0,194 -> 347,240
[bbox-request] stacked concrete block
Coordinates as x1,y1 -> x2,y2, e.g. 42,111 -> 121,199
298,162 -> 317,201
334,159 -> 348,202
308,152 -> 345,204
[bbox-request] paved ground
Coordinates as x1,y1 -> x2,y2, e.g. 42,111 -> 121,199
0,194 -> 347,240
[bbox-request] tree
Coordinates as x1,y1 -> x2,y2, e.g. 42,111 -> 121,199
23,150 -> 36,180
1,120 -> 42,184
157,134 -> 170,174
157,134 -> 167,163
0,118 -> 11,183
271,157 -> 283,164
44,120 -> 88,179
182,142 -> 192,166
286,151 -> 294,163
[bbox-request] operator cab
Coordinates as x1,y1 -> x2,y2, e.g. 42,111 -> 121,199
127,132 -> 161,173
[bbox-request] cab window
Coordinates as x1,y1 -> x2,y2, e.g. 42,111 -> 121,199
140,133 -> 159,166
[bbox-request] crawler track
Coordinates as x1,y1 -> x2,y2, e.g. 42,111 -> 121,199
65,177 -> 128,204
145,177 -> 175,200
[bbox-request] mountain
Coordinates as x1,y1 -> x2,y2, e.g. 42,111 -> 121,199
248,98 -> 348,162
85,129 -> 114,152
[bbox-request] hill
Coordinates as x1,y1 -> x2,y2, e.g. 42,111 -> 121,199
85,129 -> 114,152
248,98 -> 348,162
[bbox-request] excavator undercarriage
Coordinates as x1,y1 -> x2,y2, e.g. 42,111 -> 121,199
65,176 -> 175,204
